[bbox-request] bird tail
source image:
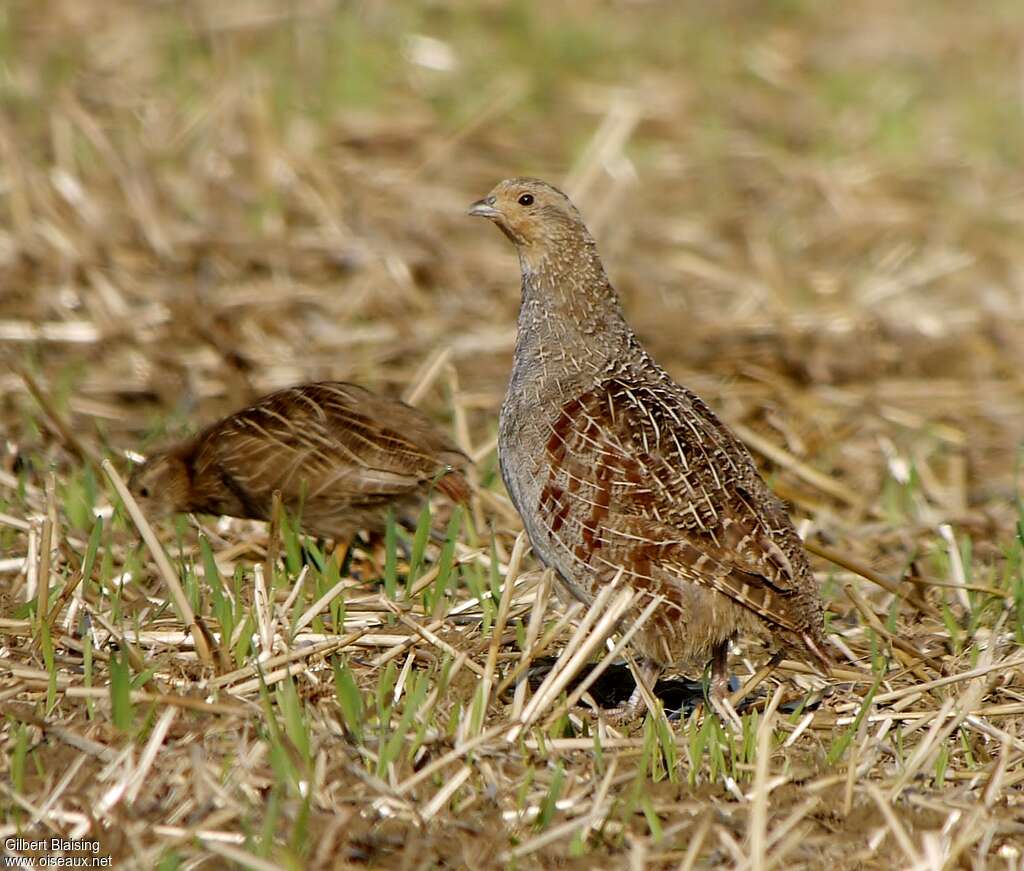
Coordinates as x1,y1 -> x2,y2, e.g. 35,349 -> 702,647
435,470 -> 471,505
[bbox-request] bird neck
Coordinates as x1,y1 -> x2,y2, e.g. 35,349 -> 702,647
511,241 -> 634,395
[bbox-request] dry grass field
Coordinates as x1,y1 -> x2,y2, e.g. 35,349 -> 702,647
2,1 -> 1024,868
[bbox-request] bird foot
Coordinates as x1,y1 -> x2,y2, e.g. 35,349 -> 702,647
598,700 -> 646,726
596,659 -> 661,725
710,673 -> 731,704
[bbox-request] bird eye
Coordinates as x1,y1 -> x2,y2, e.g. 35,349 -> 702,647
138,486 -> 150,498
517,193 -> 534,206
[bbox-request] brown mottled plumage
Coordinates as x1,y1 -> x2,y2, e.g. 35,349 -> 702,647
470,178 -> 829,713
129,381 -> 469,538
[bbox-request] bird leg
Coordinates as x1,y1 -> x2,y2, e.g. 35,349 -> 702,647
709,638 -> 732,704
707,639 -> 746,731
603,658 -> 663,724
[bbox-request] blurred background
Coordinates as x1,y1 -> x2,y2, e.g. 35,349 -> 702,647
0,0 -> 1022,597
3,0 -> 1023,549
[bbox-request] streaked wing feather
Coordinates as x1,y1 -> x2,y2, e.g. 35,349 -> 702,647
203,382 -> 465,504
536,376 -> 808,631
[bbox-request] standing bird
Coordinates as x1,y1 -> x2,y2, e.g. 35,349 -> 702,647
469,178 -> 829,715
129,381 -> 469,540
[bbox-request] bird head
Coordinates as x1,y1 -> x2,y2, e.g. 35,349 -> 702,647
127,454 -> 191,517
468,178 -> 589,254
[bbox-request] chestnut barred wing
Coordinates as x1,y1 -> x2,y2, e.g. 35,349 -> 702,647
533,378 -> 810,633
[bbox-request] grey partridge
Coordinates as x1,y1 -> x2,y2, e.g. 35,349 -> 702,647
470,178 -> 829,714
129,381 -> 469,539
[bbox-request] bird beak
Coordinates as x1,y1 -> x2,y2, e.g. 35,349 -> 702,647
468,197 -> 501,219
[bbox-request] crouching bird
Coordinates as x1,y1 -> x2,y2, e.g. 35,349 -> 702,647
129,381 -> 469,540
470,178 -> 830,718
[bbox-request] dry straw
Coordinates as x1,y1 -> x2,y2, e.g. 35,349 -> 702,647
3,2 -> 1024,866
